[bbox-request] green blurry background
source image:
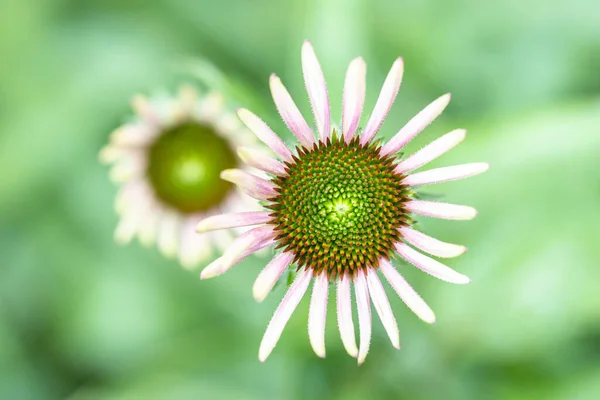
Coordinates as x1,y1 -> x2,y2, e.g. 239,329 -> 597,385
2,0 -> 600,399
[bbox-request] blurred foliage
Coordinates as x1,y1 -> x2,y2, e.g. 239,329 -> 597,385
1,0 -> 600,399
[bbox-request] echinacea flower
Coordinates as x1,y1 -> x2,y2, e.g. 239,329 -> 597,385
100,85 -> 258,268
197,42 -> 489,364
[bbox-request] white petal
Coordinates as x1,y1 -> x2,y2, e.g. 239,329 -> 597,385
360,57 -> 404,145
337,274 -> 358,357
237,108 -> 293,162
405,200 -> 477,220
237,147 -> 287,176
354,270 -> 372,365
253,252 -> 295,302
111,125 -> 155,147
178,218 -> 211,269
399,227 -> 466,258
302,41 -> 330,141
259,268 -> 312,362
131,95 -> 159,125
270,74 -> 314,148
366,268 -> 400,349
220,169 -> 277,200
394,243 -> 470,284
157,211 -> 181,259
342,57 -> 367,142
196,92 -> 224,122
380,93 -> 451,156
403,163 -> 489,187
200,225 -> 276,279
395,129 -> 467,174
109,153 -> 146,183
196,212 -> 273,233
308,272 -> 329,358
379,258 -> 435,324
138,203 -> 161,247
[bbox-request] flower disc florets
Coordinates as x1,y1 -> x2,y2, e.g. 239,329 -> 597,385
268,135 -> 411,278
147,121 -> 237,213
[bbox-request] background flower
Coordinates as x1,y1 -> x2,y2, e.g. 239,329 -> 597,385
1,0 -> 599,398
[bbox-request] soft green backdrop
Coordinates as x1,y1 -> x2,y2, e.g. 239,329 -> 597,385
1,0 -> 600,399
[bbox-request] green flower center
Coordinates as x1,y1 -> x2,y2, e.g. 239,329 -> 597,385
268,136 -> 412,278
147,122 -> 237,213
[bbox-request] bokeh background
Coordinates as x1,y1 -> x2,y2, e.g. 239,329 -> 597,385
2,0 -> 600,399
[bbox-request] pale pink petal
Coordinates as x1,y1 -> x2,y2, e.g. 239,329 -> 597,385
365,268 -> 400,349
380,93 -> 452,156
308,272 -> 329,358
253,252 -> 295,302
237,147 -> 287,176
270,74 -> 315,148
302,41 -> 330,141
131,95 -> 160,125
178,218 -> 211,269
337,274 -> 358,357
394,242 -> 470,284
395,129 -> 467,174
399,226 -> 466,258
237,108 -> 293,162
379,258 -> 436,323
403,162 -> 489,187
110,125 -> 155,147
196,212 -> 273,233
342,57 -> 366,142
138,203 -> 161,247
109,152 -> 146,183
259,268 -> 312,362
220,169 -> 278,200
360,57 -> 404,145
405,200 -> 477,220
157,211 -> 181,259
200,225 -> 276,279
354,270 -> 372,365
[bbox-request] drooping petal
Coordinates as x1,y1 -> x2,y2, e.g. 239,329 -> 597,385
237,108 -> 293,162
220,169 -> 278,200
360,57 -> 404,145
237,146 -> 288,176
366,268 -> 400,349
379,258 -> 435,323
380,93 -> 451,157
179,218 -> 211,269
200,225 -> 276,279
399,226 -> 466,258
308,272 -> 329,358
405,200 -> 477,220
342,57 -> 366,142
259,268 -> 312,362
395,129 -> 466,174
196,212 -> 273,233
394,243 -> 470,284
302,41 -> 330,141
354,269 -> 372,365
253,252 -> 295,302
157,211 -> 181,259
270,74 -> 315,148
336,274 -> 358,357
138,203 -> 162,247
403,162 -> 489,187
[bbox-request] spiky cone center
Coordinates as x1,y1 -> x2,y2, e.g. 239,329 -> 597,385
268,135 -> 412,279
147,122 -> 237,213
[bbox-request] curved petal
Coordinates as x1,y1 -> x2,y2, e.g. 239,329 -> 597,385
394,243 -> 470,284
380,94 -> 451,157
302,41 -> 330,141
220,169 -> 278,200
270,74 -> 314,148
237,108 -> 293,162
399,226 -> 466,258
366,268 -> 400,349
395,129 -> 466,174
379,258 -> 435,323
308,272 -> 329,358
337,274 -> 358,357
259,268 -> 312,362
196,212 -> 273,233
237,147 -> 288,177
403,163 -> 489,187
342,57 -> 366,142
360,57 -> 404,145
405,200 -> 477,220
253,252 -> 295,302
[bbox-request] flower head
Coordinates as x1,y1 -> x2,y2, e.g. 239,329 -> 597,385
197,42 -> 489,364
101,85 -> 258,268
